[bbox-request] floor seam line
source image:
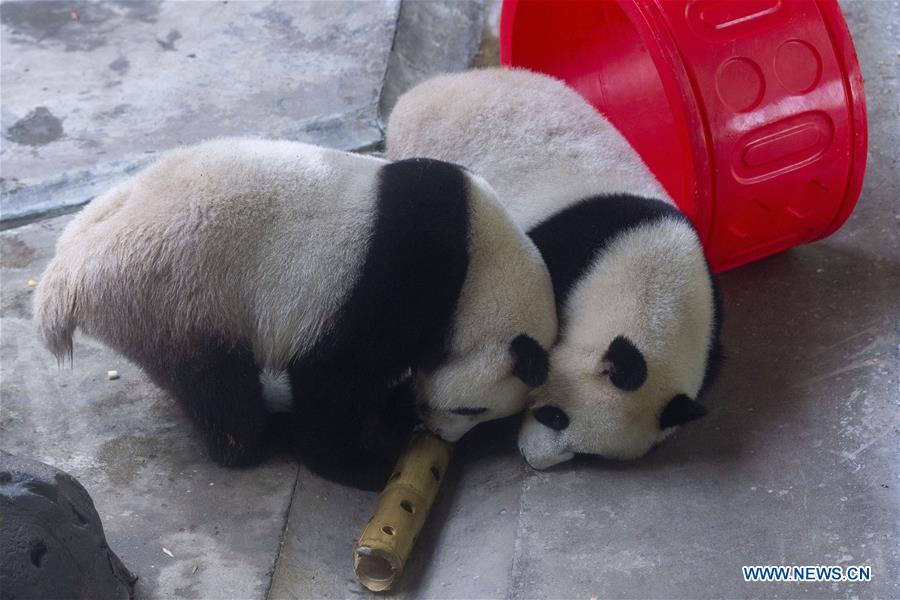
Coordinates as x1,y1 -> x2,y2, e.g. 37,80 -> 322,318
264,465 -> 302,600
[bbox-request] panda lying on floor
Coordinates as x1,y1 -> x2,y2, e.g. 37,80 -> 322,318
387,68 -> 723,469
35,138 -> 557,489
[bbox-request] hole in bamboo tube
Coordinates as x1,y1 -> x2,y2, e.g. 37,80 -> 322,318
430,466 -> 441,481
382,525 -> 395,535
389,471 -> 401,482
400,500 -> 414,514
355,553 -> 394,589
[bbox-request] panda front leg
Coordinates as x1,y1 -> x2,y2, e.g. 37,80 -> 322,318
155,340 -> 269,468
288,362 -> 400,490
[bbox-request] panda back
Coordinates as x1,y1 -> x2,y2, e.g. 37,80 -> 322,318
293,158 -> 472,378
48,139 -> 386,370
386,68 -> 671,230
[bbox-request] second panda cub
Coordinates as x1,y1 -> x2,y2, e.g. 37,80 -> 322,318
387,69 -> 723,469
34,138 -> 557,487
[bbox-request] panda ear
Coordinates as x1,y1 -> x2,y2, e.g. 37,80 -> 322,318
601,336 -> 647,391
510,334 -> 549,388
659,394 -> 707,429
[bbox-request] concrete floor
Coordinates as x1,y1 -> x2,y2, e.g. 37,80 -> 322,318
1,1 -> 897,599
0,0 -> 484,224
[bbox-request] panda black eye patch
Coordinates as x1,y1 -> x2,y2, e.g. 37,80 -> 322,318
533,405 -> 570,431
602,335 -> 647,391
510,333 -> 550,388
449,406 -> 488,416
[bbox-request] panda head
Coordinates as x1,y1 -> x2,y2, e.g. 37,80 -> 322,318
416,332 -> 553,441
415,171 -> 558,441
518,219 -> 722,469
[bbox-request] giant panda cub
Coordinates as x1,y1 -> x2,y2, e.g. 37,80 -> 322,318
34,138 -> 557,487
387,68 -> 723,469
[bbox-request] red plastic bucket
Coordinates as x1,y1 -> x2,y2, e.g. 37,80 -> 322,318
500,0 -> 867,272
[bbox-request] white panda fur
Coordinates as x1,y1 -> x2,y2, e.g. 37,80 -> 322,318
34,138 -> 557,486
387,68 -> 671,230
386,68 -> 723,469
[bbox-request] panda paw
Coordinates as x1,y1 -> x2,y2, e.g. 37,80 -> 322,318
300,447 -> 394,491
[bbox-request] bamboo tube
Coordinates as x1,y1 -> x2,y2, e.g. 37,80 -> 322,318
353,432 -> 452,592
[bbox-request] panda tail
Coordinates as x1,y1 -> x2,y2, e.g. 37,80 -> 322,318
33,257 -> 80,365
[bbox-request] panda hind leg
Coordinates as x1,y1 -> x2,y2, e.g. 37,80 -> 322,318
161,340 -> 269,468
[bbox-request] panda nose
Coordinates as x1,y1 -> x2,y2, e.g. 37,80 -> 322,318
533,405 -> 570,431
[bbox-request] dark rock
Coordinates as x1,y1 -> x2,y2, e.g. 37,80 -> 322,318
0,451 -> 136,600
